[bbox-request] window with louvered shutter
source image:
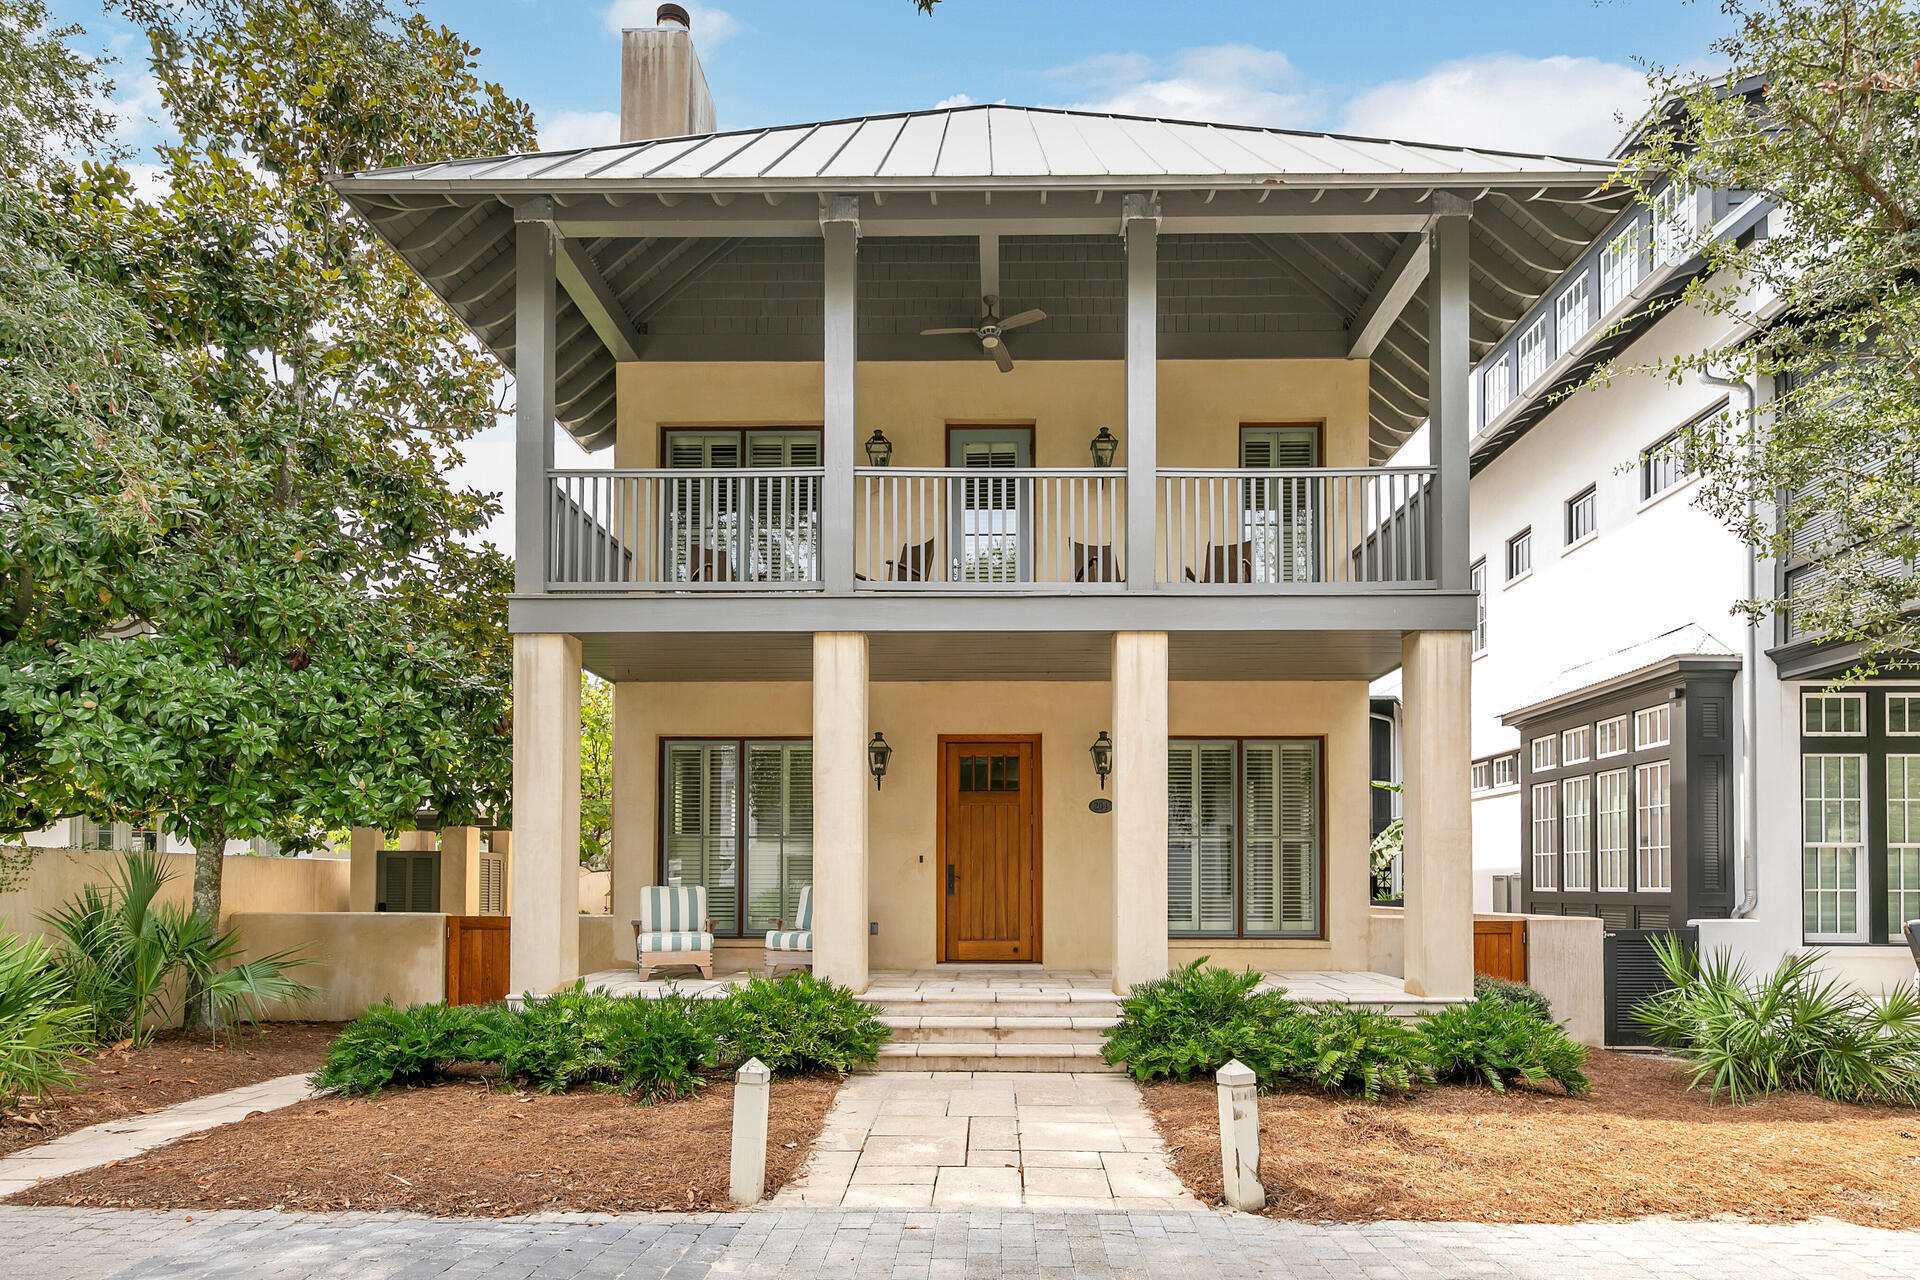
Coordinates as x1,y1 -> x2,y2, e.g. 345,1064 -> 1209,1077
478,853 -> 506,915
1240,428 -> 1318,584
664,742 -> 740,934
950,429 -> 1030,583
1243,740 -> 1321,936
1167,742 -> 1237,934
744,742 -> 813,933
741,432 -> 821,583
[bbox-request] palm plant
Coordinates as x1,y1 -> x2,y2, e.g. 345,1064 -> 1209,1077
1635,934 -> 1920,1105
0,926 -> 91,1105
42,851 -> 312,1046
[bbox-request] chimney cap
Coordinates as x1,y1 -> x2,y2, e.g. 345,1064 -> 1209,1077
656,3 -> 690,28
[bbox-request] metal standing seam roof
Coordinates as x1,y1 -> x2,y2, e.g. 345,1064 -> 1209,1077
341,103 -> 1623,190
332,105 -> 1633,455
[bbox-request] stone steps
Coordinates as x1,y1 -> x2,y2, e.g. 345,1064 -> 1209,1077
860,988 -> 1125,1072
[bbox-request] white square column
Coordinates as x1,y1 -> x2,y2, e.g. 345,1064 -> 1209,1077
1401,629 -> 1474,998
510,632 -> 582,995
1111,631 -> 1170,993
812,631 -> 870,992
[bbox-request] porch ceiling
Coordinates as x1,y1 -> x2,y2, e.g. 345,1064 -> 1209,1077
334,105 -> 1632,462
576,628 -> 1412,683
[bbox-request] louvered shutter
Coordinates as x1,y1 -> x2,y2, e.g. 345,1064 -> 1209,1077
743,431 -> 820,583
1241,429 -> 1318,583
1243,742 -> 1320,935
411,853 -> 440,913
664,743 -> 740,934
1168,742 -> 1236,934
744,742 -> 814,932
955,436 -> 1027,583
478,853 -> 506,915
664,433 -> 742,583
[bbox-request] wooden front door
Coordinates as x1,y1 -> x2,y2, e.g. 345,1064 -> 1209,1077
940,737 -> 1039,962
445,915 -> 510,1006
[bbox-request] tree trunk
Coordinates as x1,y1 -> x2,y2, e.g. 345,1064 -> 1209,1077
181,814 -> 228,1034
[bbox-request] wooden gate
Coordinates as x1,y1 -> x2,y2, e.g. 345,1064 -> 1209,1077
445,915 -> 510,1006
1473,918 -> 1527,982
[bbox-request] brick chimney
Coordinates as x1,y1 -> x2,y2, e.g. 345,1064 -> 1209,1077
620,5 -> 716,143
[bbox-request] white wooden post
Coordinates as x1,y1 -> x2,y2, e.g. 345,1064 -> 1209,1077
729,1057 -> 771,1204
1215,1059 -> 1264,1212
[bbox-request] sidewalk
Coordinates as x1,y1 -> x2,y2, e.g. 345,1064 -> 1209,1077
1,1205 -> 1916,1279
0,1074 -> 315,1200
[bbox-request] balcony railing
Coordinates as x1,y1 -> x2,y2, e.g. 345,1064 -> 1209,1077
545,464 -> 1439,593
1156,467 -> 1437,589
856,467 -> 1125,590
549,469 -> 823,589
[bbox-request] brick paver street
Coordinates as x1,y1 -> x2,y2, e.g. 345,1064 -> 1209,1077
1,1205 -> 1915,1279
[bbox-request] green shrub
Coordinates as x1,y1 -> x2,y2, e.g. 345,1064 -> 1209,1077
312,1000 -> 489,1096
1473,974 -> 1553,1020
598,992 -> 719,1103
474,982 -> 616,1093
1285,1003 -> 1430,1100
0,927 -> 91,1106
708,972 -> 887,1074
1420,996 -> 1590,1094
44,851 -> 310,1044
1101,958 -> 1298,1082
1635,936 -> 1920,1105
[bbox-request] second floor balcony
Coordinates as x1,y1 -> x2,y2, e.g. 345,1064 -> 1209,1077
548,461 -> 1437,595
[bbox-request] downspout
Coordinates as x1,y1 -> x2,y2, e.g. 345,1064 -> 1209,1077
1696,368 -> 1761,918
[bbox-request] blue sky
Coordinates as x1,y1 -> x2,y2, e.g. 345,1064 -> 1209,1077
46,0 -> 1731,543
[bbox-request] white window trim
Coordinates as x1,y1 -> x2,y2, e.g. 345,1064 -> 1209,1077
1595,716 -> 1629,759
1802,691 -> 1867,738
1635,468 -> 1701,515
1803,752 -> 1868,944
1634,705 -> 1672,750
1635,759 -> 1674,893
1555,270 -> 1592,352
1887,693 -> 1920,737
1515,315 -> 1550,391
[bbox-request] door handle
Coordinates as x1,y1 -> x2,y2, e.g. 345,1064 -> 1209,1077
946,864 -> 957,896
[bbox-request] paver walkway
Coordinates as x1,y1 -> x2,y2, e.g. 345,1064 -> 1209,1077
771,1071 -> 1203,1209
0,1073 -> 315,1199
2,1206 -> 1917,1279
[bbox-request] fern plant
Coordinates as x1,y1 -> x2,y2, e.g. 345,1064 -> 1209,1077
1287,1004 -> 1430,1100
312,1000 -> 489,1096
707,972 -> 887,1074
1420,995 -> 1590,1094
1101,958 -> 1298,1082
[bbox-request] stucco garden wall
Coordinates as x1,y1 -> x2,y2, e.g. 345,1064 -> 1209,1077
228,911 -> 445,1021
1369,905 -> 1604,1045
0,849 -> 350,943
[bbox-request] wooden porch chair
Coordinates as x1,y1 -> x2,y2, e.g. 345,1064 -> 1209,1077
1071,540 -> 1122,584
633,884 -> 715,980
686,548 -> 737,583
1184,540 -> 1255,584
762,886 -> 814,978
887,537 -> 938,581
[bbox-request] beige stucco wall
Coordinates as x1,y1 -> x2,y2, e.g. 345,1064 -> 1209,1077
0,850 -> 349,944
609,677 -> 1371,974
228,911 -> 444,1021
613,359 -> 1372,471
1370,906 -> 1604,1046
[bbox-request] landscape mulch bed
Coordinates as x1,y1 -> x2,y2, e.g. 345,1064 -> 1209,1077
0,1022 -> 341,1158
1143,1050 -> 1920,1228
9,1070 -> 840,1215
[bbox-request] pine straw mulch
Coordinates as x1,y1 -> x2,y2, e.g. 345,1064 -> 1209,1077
1142,1049 -> 1920,1228
8,1069 -> 840,1216
1,1022 -> 342,1158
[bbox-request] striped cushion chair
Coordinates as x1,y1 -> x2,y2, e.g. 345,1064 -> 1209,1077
763,886 -> 813,979
633,885 -> 714,980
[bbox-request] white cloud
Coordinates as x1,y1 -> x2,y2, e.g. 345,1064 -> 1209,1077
934,93 -> 975,110
1339,54 -> 1652,158
601,2 -> 740,49
1048,45 -> 1320,129
537,108 -> 621,151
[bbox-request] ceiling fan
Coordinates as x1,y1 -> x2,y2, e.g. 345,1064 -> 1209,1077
921,294 -> 1046,372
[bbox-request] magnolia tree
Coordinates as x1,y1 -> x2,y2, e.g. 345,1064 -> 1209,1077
1,0 -> 533,1020
1612,0 -> 1920,674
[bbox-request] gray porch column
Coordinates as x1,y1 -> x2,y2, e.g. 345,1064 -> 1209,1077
821,196 -> 860,593
512,204 -> 558,595
1427,193 -> 1471,591
1123,195 -> 1160,591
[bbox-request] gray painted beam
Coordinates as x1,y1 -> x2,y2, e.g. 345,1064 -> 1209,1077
512,207 -> 558,598
821,196 -> 859,593
1428,195 -> 1472,594
509,589 -> 1479,638
1347,232 -> 1428,359
1124,193 -> 1160,592
553,235 -> 644,362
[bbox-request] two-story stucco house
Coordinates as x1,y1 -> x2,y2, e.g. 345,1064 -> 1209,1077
331,12 -> 1637,1041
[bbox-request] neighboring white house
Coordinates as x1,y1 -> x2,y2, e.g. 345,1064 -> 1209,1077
16,817 -> 281,859
1412,102 -> 1918,1042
